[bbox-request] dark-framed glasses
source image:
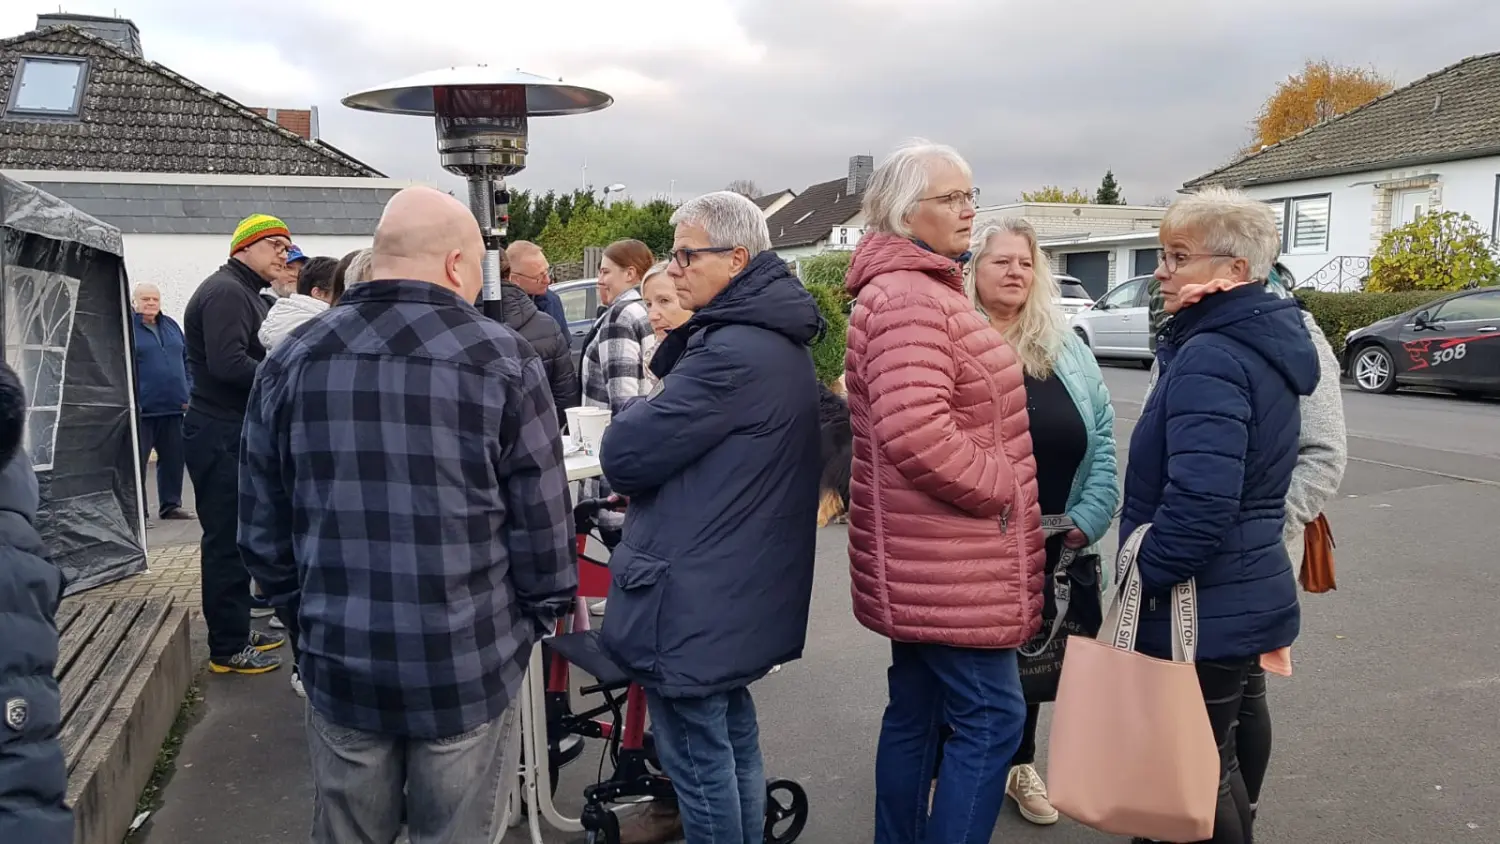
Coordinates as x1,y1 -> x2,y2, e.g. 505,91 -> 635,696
671,246 -> 734,268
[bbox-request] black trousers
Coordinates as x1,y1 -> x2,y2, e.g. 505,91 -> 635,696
138,413 -> 186,514
183,410 -> 251,661
1236,665 -> 1271,809
1193,658 -> 1257,844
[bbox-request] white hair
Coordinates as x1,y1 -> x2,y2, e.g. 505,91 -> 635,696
669,191 -> 772,255
131,282 -> 160,300
1161,186 -> 1282,281
344,248 -> 374,287
965,218 -> 1068,378
862,139 -> 973,237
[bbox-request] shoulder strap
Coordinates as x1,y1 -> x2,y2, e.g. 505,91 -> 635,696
1100,523 -> 1198,663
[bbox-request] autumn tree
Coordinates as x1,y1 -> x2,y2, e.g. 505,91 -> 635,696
1020,186 -> 1093,204
725,179 -> 760,198
1095,170 -> 1125,205
1366,210 -> 1498,293
1248,60 -> 1393,152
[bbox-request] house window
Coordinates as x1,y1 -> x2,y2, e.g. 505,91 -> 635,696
1267,194 -> 1331,254
6,57 -> 89,117
3,270 -> 78,471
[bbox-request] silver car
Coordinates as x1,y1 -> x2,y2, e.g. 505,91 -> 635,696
1069,274 -> 1154,366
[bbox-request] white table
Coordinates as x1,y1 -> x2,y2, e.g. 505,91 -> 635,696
500,447 -> 605,843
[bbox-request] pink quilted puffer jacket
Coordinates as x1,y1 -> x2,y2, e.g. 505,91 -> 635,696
843,233 -> 1044,649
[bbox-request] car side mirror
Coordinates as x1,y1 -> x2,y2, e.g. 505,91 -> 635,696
1414,311 -> 1436,330
1093,301 -> 1110,312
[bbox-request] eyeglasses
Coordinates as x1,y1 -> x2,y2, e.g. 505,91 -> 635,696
263,238 -> 290,256
512,268 -> 552,284
1157,250 -> 1235,274
919,188 -> 981,212
671,246 -> 734,268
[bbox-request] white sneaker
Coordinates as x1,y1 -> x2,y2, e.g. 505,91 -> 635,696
1006,764 -> 1059,825
290,667 -> 306,699
588,599 -> 607,616
269,614 -> 286,630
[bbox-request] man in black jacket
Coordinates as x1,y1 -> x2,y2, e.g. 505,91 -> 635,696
0,361 -> 72,844
182,214 -> 288,675
498,249 -> 579,422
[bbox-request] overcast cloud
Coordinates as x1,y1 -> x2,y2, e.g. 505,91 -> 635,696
5,0 -> 1499,204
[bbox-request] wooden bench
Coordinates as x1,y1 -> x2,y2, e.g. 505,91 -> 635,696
55,596 -> 193,844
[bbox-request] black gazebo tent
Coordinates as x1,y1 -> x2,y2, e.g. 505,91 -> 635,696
0,174 -> 146,594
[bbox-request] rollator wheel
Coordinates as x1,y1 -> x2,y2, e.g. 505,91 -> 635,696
581,802 -> 622,844
764,778 -> 809,844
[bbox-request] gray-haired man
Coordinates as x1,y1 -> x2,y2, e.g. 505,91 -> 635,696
598,191 -> 823,842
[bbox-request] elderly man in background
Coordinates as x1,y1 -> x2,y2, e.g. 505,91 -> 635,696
183,213 -> 288,676
598,191 -> 823,842
506,240 -> 570,332
497,246 -> 579,422
131,283 -> 194,523
239,186 -> 576,843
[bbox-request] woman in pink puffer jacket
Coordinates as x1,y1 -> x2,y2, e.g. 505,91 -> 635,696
844,141 -> 1044,844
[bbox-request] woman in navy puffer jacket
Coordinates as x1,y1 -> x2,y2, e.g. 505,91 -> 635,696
1121,187 -> 1317,844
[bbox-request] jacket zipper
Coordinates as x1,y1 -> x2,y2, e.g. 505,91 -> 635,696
999,504 -> 1011,534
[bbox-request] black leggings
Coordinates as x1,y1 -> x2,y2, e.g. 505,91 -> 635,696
1236,665 -> 1271,810
1193,659 -> 1256,844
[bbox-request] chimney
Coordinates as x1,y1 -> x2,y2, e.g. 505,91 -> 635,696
847,155 -> 874,195
36,13 -> 142,57
249,107 -> 316,140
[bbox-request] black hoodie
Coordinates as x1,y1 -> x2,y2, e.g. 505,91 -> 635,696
497,282 -> 579,424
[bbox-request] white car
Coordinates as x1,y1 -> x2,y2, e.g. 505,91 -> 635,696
1055,274 -> 1095,318
1068,274 -> 1155,366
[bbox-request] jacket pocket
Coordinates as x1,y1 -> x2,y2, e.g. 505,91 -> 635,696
600,547 -> 670,676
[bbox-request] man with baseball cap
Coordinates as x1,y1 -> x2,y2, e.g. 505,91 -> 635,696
182,213 -> 289,675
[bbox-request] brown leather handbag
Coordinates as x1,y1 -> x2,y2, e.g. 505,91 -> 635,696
1299,514 -> 1337,593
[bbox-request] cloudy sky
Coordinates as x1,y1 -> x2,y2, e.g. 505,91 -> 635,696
6,1 -> 1500,205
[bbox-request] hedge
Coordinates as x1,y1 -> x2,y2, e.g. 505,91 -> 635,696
1294,290 -> 1448,355
806,281 -> 852,385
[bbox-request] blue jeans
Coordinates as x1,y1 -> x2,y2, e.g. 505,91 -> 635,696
874,642 -> 1026,844
646,687 -> 765,844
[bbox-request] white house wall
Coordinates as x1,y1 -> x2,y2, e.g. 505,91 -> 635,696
1235,155 -> 1500,287
124,234 -> 374,317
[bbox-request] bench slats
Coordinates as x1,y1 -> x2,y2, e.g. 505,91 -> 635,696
59,598 -> 171,772
56,601 -> 110,681
55,601 -> 84,633
57,598 -> 146,728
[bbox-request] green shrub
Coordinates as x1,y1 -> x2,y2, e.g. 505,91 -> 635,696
1294,290 -> 1448,355
1366,210 -> 1499,293
806,281 -> 851,385
799,251 -> 853,288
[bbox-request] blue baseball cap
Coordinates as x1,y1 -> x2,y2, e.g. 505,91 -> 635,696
285,245 -> 307,264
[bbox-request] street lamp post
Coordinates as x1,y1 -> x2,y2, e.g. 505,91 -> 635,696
602,183 -> 627,207
342,67 -> 612,320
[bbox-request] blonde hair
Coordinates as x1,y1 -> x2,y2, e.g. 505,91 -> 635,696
965,218 -> 1068,378
1160,186 -> 1281,281
640,259 -> 671,292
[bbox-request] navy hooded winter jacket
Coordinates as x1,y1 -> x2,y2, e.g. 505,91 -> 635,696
133,312 -> 191,417
1121,283 -> 1319,662
599,251 -> 823,698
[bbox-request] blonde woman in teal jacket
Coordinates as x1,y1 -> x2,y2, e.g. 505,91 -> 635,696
929,217 -> 1121,826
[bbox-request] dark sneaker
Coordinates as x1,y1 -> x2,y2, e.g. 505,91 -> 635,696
161,506 -> 196,520
248,629 -> 286,652
209,645 -> 282,675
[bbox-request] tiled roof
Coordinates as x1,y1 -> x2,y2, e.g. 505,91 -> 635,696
1187,52 -> 1500,189
0,26 -> 382,177
766,178 -> 863,248
752,190 -> 792,211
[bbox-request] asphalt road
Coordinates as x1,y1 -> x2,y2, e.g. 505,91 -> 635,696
143,366 -> 1500,844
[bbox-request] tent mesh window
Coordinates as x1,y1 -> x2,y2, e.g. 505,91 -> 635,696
3,268 -> 78,471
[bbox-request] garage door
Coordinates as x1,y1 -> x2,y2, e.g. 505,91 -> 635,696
1133,248 -> 1158,277
1064,252 -> 1110,299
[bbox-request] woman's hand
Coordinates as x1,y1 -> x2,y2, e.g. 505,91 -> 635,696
1064,528 -> 1088,549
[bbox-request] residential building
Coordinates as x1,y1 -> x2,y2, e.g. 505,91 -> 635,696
1185,51 -> 1500,291
1,13 -> 417,313
752,189 -> 796,218
974,202 -> 1167,297
766,155 -> 873,260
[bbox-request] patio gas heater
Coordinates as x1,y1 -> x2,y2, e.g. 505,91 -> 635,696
343,67 -> 612,320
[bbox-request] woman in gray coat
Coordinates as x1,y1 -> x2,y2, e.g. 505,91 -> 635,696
1146,262 -> 1348,821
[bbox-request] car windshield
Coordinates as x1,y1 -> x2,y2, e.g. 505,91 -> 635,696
1058,281 -> 1092,301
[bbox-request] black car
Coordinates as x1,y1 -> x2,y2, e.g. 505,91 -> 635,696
1342,286 -> 1500,395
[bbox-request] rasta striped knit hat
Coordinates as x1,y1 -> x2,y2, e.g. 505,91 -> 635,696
230,214 -> 291,255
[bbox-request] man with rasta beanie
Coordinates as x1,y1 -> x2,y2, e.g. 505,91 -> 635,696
182,214 -> 289,675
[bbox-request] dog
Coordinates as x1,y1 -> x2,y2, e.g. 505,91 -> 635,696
816,375 -> 853,528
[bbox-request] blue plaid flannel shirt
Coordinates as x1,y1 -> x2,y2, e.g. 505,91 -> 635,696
238,280 -> 576,739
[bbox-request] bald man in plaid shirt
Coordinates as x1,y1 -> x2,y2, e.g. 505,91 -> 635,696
238,187 -> 576,843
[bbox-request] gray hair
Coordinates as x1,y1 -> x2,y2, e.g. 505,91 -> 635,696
343,248 -> 375,287
131,282 -> 160,300
669,191 -> 772,255
1161,186 -> 1281,281
863,139 -> 972,237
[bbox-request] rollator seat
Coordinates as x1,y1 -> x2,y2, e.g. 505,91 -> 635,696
543,629 -> 631,691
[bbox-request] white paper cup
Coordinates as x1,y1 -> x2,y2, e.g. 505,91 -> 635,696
567,406 -> 612,454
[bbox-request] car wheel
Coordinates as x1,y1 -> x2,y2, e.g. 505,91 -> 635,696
1352,345 -> 1397,394
1073,327 -> 1090,347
